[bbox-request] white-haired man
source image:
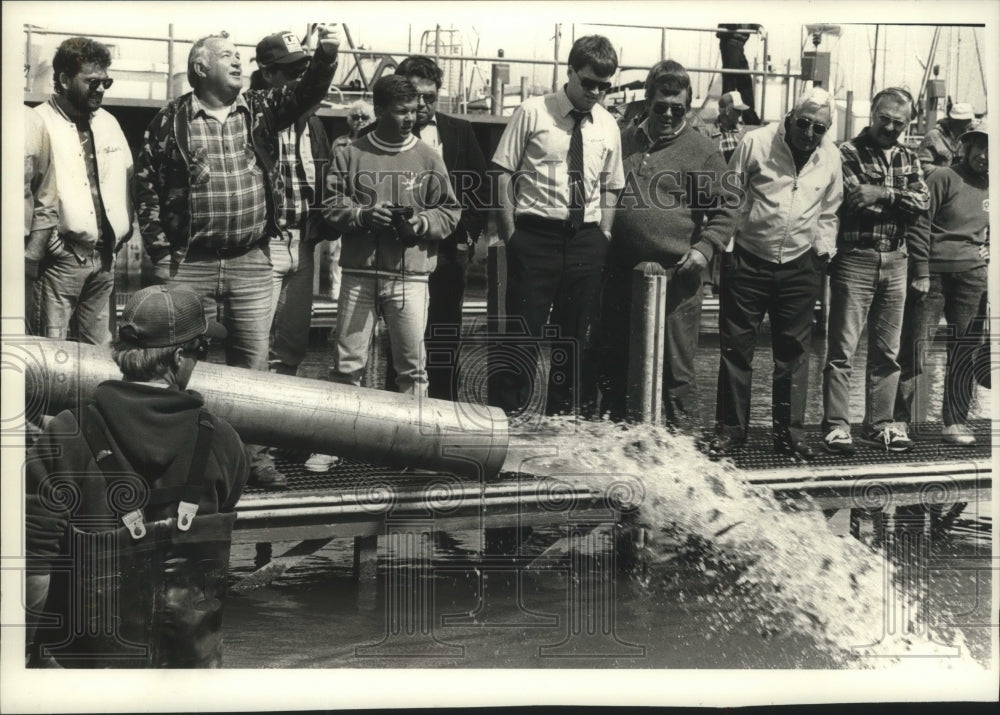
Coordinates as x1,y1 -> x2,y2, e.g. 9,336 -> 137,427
821,87 -> 928,454
135,27 -> 340,489
710,87 -> 843,461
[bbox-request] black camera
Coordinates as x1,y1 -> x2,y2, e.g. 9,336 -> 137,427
386,204 -> 418,246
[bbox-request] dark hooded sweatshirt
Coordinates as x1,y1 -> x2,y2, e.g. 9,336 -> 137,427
26,380 -> 249,568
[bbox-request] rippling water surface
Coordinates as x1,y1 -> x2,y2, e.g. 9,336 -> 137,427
222,324 -> 992,670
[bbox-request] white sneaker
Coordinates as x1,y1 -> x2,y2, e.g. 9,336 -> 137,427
304,453 -> 341,472
941,424 -> 976,446
823,427 -> 854,454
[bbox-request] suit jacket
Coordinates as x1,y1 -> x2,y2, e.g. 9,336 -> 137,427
432,112 -> 488,253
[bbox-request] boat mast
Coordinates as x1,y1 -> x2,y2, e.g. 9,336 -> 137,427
869,24 -> 879,99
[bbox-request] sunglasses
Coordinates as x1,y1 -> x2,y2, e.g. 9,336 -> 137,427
794,115 -> 828,135
349,113 -> 371,121
181,336 -> 210,361
579,76 -> 612,93
86,77 -> 114,91
651,103 -> 686,118
417,92 -> 438,105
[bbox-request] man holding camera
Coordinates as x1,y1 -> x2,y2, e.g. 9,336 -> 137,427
323,75 -> 461,396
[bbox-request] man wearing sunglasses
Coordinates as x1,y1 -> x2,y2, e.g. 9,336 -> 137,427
710,87 -> 843,462
598,60 -> 738,430
492,35 -> 625,419
821,87 -> 928,454
136,25 -> 340,489
25,285 -> 249,667
31,37 -> 133,347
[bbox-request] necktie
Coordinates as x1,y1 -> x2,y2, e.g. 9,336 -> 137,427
568,109 -> 589,228
413,124 -> 422,138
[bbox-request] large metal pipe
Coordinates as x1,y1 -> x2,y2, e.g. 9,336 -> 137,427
22,339 -> 508,479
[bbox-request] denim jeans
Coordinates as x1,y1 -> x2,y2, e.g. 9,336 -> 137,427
598,262 -> 704,431
822,247 -> 907,433
268,230 -> 315,374
154,245 -> 275,475
895,267 -> 988,426
31,239 -> 114,347
154,246 -> 273,371
386,247 -> 470,400
332,273 -> 429,396
715,245 -> 824,444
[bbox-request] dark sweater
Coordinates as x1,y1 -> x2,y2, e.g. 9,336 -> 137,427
909,163 -> 989,275
610,122 -> 737,269
26,381 -> 249,567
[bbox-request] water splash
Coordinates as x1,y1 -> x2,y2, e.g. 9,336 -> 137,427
503,417 -> 981,669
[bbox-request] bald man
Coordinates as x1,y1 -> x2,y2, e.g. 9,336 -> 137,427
710,87 -> 844,461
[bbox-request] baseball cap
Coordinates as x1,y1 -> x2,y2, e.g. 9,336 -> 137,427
118,285 -> 226,349
720,90 -> 750,111
949,102 -> 975,121
255,31 -> 307,67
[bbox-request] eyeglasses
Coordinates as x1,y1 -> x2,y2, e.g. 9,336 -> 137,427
579,76 -> 613,93
86,77 -> 114,91
181,336 -> 210,361
794,115 -> 828,135
651,103 -> 687,118
875,114 -> 907,131
349,113 -> 371,121
417,92 -> 438,105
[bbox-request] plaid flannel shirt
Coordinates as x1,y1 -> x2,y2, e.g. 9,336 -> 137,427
277,122 -> 315,231
709,123 -> 744,161
838,129 -> 929,250
187,93 -> 267,250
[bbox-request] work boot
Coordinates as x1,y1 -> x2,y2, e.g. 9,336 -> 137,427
774,438 -> 817,463
248,464 -> 289,490
707,433 -> 744,459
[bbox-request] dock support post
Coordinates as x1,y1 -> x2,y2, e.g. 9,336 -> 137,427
625,262 -> 669,424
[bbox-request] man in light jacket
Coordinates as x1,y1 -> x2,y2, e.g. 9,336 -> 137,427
710,87 -> 843,461
32,37 -> 133,346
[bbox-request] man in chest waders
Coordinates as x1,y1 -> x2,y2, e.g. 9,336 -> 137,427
25,284 -> 249,667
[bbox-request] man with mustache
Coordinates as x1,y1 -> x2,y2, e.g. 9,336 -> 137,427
821,87 -> 929,454
135,26 -> 340,489
30,36 -> 133,346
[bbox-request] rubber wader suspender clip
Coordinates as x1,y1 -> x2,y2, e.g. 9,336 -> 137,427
176,414 -> 216,532
122,510 -> 147,539
81,404 -> 216,538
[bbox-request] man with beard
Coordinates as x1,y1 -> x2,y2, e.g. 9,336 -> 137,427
31,37 -> 133,346
821,87 -> 928,454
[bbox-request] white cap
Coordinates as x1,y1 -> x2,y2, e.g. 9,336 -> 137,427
949,102 -> 975,120
719,90 -> 750,111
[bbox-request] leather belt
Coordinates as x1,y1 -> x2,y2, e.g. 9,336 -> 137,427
515,214 -> 599,234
